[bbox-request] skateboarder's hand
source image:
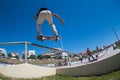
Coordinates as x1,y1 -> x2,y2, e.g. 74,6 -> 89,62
34,16 -> 37,20
61,19 -> 64,25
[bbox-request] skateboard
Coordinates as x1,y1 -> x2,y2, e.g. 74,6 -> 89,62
90,59 -> 97,62
36,35 -> 62,41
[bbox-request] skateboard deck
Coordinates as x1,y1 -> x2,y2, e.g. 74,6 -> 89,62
36,35 -> 62,41
90,59 -> 97,62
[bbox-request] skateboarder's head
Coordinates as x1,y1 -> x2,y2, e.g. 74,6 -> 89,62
40,7 -> 48,12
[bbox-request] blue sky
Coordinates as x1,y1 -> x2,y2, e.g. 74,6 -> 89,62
0,0 -> 120,55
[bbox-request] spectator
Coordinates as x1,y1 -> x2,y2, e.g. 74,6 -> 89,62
95,46 -> 99,58
79,53 -> 83,63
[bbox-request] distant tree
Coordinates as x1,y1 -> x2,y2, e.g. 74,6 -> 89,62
73,54 -> 78,57
8,53 -> 12,58
58,56 -> 62,59
15,55 -> 19,59
29,54 -> 36,59
44,55 -> 51,59
55,56 -> 62,59
0,53 -> 5,58
51,56 -> 55,59
22,54 -> 25,59
37,54 -> 43,60
92,50 -> 96,54
82,53 -> 87,58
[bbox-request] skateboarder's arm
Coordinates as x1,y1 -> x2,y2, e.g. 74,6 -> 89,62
34,15 -> 37,20
52,13 -> 64,25
34,9 -> 41,20
34,12 -> 40,20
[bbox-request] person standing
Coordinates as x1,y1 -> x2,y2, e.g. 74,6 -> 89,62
79,53 -> 83,63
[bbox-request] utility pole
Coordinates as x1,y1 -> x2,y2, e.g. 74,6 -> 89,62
25,42 -> 28,63
111,27 -> 120,46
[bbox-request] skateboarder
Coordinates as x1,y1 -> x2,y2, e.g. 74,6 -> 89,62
86,48 -> 95,62
34,7 -> 64,40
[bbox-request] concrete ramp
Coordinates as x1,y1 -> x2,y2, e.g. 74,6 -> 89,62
0,63 -> 56,79
56,47 -> 120,76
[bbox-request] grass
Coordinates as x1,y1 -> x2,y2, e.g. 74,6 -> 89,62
0,71 -> 120,80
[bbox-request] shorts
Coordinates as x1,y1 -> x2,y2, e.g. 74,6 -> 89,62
37,10 -> 53,25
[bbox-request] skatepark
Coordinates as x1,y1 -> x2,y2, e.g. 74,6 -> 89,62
56,46 -> 120,76
0,41 -> 120,79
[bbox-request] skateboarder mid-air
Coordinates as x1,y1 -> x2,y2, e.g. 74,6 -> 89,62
34,7 -> 64,41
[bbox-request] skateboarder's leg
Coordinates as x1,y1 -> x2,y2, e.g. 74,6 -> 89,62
90,55 -> 95,60
37,13 -> 45,35
88,56 -> 90,62
46,13 -> 58,36
37,24 -> 42,35
45,12 -> 59,41
50,23 -> 58,36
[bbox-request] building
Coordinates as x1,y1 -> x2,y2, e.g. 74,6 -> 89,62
44,48 -> 68,59
0,48 -> 7,57
27,50 -> 36,57
43,52 -> 55,58
61,51 -> 68,59
22,50 -> 36,58
10,52 -> 19,59
11,52 -> 18,57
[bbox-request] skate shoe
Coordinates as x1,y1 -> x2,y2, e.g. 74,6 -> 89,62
55,35 -> 59,41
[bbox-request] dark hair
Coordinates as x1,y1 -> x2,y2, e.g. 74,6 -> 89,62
40,7 -> 48,12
